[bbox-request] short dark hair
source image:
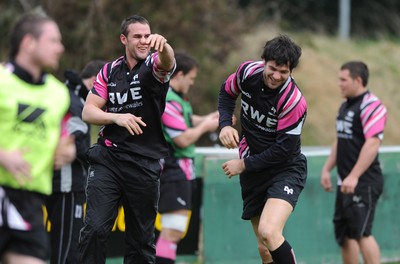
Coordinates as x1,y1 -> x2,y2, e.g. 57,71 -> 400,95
340,61 -> 369,86
80,60 -> 106,79
120,15 -> 149,36
9,13 -> 54,60
261,34 -> 302,71
172,52 -> 199,78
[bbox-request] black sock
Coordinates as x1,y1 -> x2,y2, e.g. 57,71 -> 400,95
155,256 -> 175,264
269,240 -> 296,264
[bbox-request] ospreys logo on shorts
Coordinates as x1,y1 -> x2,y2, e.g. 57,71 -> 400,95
284,186 -> 294,195
177,197 -> 187,206
353,195 -> 362,203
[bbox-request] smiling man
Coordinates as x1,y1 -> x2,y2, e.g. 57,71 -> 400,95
218,35 -> 307,264
79,15 -> 175,264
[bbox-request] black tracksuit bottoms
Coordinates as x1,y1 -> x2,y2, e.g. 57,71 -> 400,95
78,144 -> 161,264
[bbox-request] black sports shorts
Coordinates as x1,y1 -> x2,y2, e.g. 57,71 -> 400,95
239,153 -> 307,220
158,180 -> 193,213
0,187 -> 49,261
333,183 -> 382,246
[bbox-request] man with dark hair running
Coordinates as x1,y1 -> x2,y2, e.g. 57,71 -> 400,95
0,13 -> 73,264
321,61 -> 386,264
78,15 -> 175,264
218,35 -> 307,264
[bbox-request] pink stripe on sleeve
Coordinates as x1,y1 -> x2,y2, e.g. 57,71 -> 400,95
276,81 -> 293,110
238,136 -> 250,159
363,104 -> 387,139
92,65 -> 109,100
277,83 -> 307,131
224,73 -> 240,96
242,61 -> 264,80
277,96 -> 307,131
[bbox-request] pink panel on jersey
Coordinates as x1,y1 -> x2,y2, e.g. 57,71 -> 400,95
162,101 -> 187,131
363,103 -> 387,139
239,136 -> 250,159
277,87 -> 306,131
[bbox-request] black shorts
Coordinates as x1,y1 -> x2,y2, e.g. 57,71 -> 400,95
333,184 -> 382,246
239,154 -> 307,220
0,187 -> 49,261
158,180 -> 193,213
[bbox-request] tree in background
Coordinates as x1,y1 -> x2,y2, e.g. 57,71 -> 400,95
2,0 -> 400,146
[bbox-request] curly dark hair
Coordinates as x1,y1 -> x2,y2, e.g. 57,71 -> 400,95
261,34 -> 302,71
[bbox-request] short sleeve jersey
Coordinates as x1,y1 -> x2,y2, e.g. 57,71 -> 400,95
218,61 -> 307,172
91,53 -> 175,159
336,91 -> 387,185
0,63 -> 70,195
161,88 -> 195,181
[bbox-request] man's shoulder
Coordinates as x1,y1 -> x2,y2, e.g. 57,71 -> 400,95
357,91 -> 387,112
109,56 -> 124,71
238,60 -> 264,71
237,60 -> 264,83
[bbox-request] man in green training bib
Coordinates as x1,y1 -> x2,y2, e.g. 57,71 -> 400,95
0,13 -> 74,264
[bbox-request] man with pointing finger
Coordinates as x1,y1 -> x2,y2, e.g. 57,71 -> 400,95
79,15 -> 175,264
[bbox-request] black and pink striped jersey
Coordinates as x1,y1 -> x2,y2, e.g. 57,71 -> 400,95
91,54 -> 175,159
336,91 -> 387,184
218,60 -> 307,172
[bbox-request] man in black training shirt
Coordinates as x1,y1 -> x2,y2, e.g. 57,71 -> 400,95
78,15 -> 175,264
321,61 -> 387,264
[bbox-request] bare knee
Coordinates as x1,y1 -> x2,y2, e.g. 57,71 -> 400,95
258,225 -> 284,250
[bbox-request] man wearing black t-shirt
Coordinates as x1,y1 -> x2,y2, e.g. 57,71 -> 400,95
321,61 -> 387,264
78,15 -> 175,264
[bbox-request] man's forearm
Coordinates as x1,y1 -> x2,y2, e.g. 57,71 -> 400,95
158,43 -> 175,71
82,105 -> 115,125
